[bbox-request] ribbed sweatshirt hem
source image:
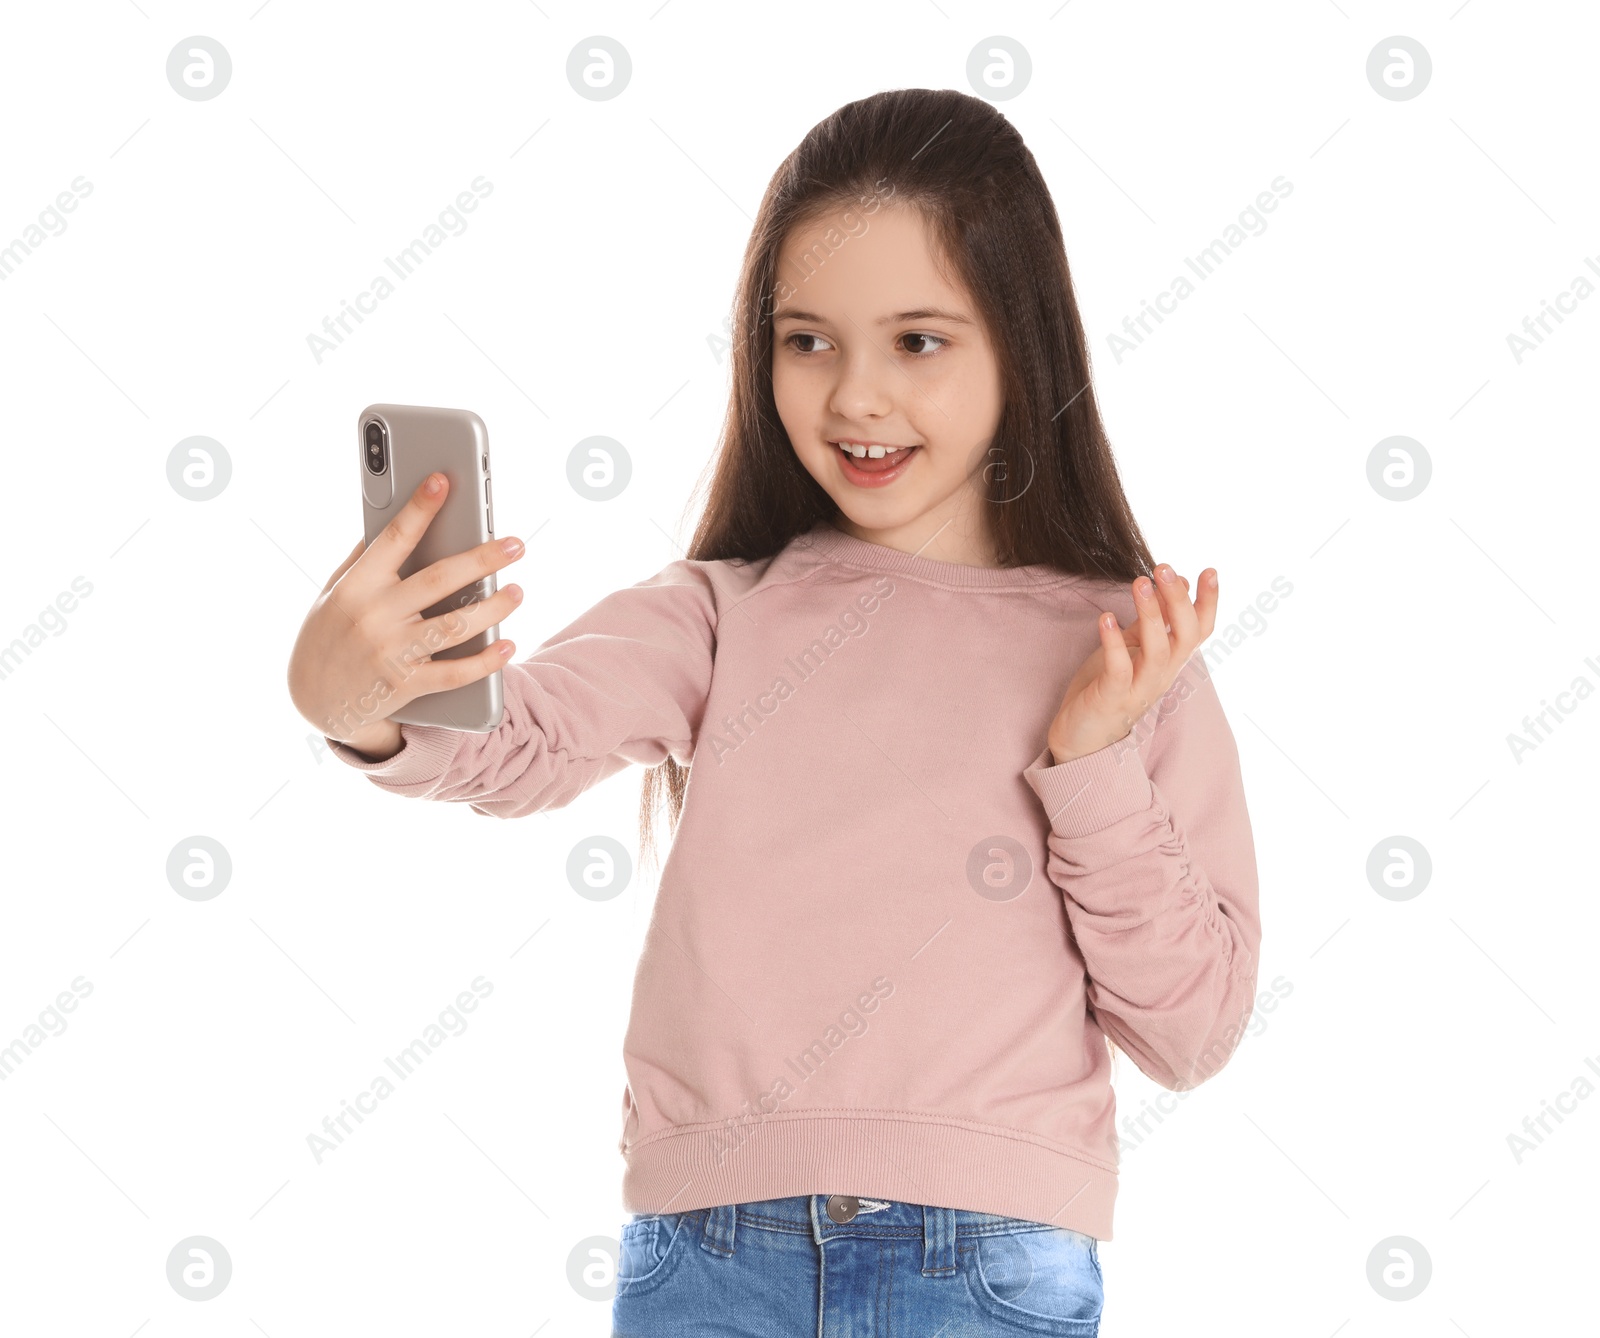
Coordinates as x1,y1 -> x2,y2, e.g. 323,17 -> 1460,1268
1022,738 -> 1158,837
620,1112 -> 1120,1241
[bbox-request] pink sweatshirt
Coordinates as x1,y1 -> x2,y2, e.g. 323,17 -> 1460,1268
325,519 -> 1261,1240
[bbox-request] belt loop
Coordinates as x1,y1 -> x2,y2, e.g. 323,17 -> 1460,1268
921,1204 -> 957,1277
699,1203 -> 738,1258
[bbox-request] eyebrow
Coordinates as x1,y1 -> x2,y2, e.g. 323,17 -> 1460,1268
772,306 -> 975,327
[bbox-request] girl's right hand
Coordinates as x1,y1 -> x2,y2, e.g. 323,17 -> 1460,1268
287,471 -> 525,752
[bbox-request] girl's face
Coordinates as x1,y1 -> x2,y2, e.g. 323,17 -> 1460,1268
771,203 -> 1006,566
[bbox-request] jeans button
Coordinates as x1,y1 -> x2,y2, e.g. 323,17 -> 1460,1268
826,1194 -> 859,1223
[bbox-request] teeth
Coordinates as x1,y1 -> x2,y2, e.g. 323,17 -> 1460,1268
835,442 -> 908,458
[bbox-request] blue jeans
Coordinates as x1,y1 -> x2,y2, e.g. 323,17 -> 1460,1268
612,1192 -> 1104,1336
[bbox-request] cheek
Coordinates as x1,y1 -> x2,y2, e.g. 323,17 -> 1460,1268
769,363 -> 792,424
770,360 -> 804,420
958,348 -> 1004,418
927,338 -> 996,391
923,355 -> 1003,445
770,363 -> 822,451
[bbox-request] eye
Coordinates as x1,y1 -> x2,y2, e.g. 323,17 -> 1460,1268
784,332 -> 834,355
898,332 -> 948,356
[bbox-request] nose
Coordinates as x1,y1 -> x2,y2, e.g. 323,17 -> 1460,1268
827,344 -> 895,422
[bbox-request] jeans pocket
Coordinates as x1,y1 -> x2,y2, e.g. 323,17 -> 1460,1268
964,1226 -> 1104,1335
616,1212 -> 687,1297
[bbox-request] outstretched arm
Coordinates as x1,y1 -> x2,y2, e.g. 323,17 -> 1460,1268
325,558 -> 723,819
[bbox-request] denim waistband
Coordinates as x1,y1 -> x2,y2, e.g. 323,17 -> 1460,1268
666,1194 -> 1067,1278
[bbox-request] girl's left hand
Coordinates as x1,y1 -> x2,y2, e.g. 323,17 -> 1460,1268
1046,564 -> 1219,765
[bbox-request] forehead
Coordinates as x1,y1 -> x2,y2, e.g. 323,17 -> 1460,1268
772,203 -> 966,319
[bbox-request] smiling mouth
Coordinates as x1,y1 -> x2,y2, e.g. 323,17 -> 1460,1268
830,440 -> 921,478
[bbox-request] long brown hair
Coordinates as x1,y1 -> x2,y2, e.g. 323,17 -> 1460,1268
639,86 -> 1157,870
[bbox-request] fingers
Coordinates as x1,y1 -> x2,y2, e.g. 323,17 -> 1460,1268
387,532 -> 526,620
322,536 -> 366,594
387,583 -> 523,706
354,472 -> 452,591
1144,564 -> 1221,688
1128,576 -> 1170,702
1192,568 -> 1220,641
1097,609 -> 1134,686
409,632 -> 517,699
415,582 -> 524,653
1151,563 -> 1200,649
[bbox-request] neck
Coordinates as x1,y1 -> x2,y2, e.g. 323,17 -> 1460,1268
831,511 -> 1001,568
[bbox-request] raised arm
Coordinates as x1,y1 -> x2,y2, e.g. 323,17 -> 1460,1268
1024,650 -> 1261,1090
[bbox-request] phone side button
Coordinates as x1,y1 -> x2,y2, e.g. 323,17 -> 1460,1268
485,477 -> 493,535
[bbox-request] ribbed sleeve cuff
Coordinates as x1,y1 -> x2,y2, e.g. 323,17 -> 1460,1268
1023,736 -> 1155,837
324,722 -> 464,783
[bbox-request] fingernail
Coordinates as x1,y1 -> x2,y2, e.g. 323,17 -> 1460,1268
1135,578 -> 1153,599
501,537 -> 523,556
1157,565 -> 1176,583
425,473 -> 442,493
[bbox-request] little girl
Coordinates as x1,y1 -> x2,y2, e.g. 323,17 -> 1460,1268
291,87 -> 1260,1337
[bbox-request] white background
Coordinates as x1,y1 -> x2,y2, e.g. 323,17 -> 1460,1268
1,1 -> 1594,1333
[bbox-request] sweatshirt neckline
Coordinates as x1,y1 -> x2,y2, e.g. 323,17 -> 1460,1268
798,520 -> 1083,590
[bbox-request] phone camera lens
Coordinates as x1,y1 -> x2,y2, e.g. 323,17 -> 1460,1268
363,420 -> 388,475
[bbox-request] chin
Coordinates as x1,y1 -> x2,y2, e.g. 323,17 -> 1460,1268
830,494 -> 928,530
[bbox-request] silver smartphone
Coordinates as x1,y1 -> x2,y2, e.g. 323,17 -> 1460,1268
357,403 -> 505,732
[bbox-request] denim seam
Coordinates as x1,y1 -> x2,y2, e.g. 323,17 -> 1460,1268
732,1209 -> 1079,1243
735,1209 -> 815,1234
